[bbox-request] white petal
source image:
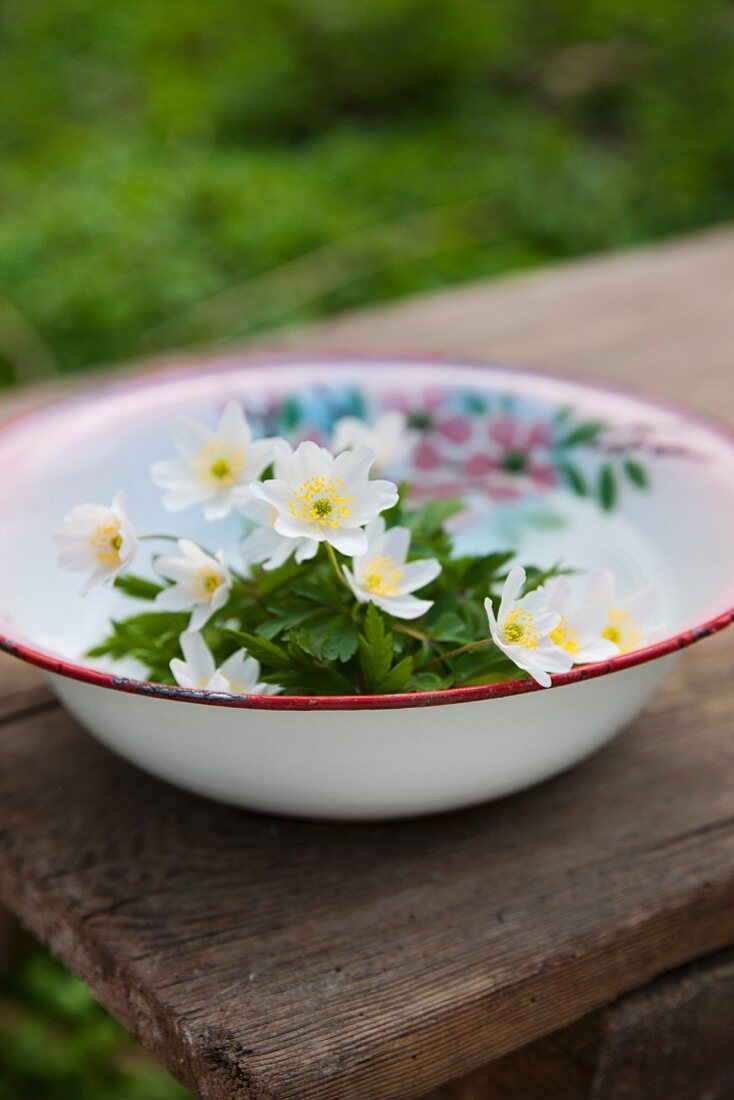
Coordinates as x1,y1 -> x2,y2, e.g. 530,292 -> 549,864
343,565 -> 366,603
374,593 -> 433,620
534,641 -> 575,673
154,556 -> 195,583
379,523 -> 411,564
328,526 -> 368,556
347,479 -> 399,525
499,566 -> 526,622
171,415 -> 212,458
362,515 -> 387,546
155,584 -> 195,611
251,479 -> 293,510
240,527 -> 283,567
585,569 -> 616,607
180,631 -> 216,679
170,658 -> 195,689
576,637 -> 620,662
160,484 -> 213,512
189,603 -> 215,631
110,489 -> 127,515
294,538 -> 319,564
333,416 -> 366,451
566,603 -> 606,640
243,437 -> 277,480
203,491 -> 233,521
80,564 -> 115,595
291,440 -> 331,483
620,585 -> 659,624
545,576 -> 571,613
333,445 -> 376,484
270,437 -> 294,478
398,557 -> 441,594
149,458 -> 195,489
272,512 -> 325,542
205,670 -> 232,693
218,400 -> 250,446
517,587 -> 552,618
484,596 -> 499,637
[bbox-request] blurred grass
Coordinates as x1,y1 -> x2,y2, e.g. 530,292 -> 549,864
1,0 -> 734,385
1,0 -> 734,1093
0,934 -> 190,1099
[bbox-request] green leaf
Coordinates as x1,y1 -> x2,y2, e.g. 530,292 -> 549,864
454,550 -> 515,591
255,559 -> 303,598
256,606 -> 319,640
623,459 -> 650,489
558,420 -> 605,447
358,603 -> 395,689
559,461 -> 587,496
404,498 -> 464,537
113,574 -> 164,600
224,629 -> 292,670
293,613 -> 359,662
523,560 -> 573,591
377,655 -> 414,693
408,670 -> 453,691
431,611 -> 472,644
598,464 -> 617,511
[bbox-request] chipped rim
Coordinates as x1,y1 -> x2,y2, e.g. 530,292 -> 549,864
1,350 -> 733,711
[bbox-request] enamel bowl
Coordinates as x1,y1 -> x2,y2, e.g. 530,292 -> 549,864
2,355 -> 733,820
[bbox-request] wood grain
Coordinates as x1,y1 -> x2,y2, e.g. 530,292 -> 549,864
592,947 -> 734,1100
1,629 -> 733,1099
1,225 -> 734,1098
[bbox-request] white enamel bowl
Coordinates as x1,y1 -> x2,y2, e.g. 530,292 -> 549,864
2,355 -> 733,820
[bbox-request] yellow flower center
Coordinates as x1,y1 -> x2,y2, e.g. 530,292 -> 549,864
211,458 -> 231,480
363,555 -> 403,597
193,442 -> 246,488
194,568 -> 223,600
549,616 -> 581,655
91,521 -> 124,567
502,608 -> 540,649
290,476 -> 353,528
602,608 -> 642,654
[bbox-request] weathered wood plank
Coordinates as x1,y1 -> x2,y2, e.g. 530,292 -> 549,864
1,226 -> 734,1098
276,225 -> 734,418
0,653 -> 52,724
592,948 -> 734,1100
424,946 -> 734,1099
0,628 -> 733,1099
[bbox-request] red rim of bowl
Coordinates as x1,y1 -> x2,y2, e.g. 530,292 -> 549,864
1,350 -> 733,711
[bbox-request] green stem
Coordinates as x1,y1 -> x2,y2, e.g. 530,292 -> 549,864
393,623 -> 432,644
324,542 -> 351,590
140,533 -> 179,543
419,637 -> 493,670
231,581 -> 253,597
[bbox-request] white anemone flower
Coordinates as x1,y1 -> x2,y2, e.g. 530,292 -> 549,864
250,441 -> 398,556
154,539 -> 231,631
332,410 -> 418,472
584,570 -> 662,655
484,565 -> 573,688
544,576 -> 620,664
170,632 -> 280,695
54,490 -> 138,594
343,516 -> 441,620
235,440 -> 319,571
150,400 -> 276,521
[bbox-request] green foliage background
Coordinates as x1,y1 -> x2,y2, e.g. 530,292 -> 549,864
1,0 -> 734,385
1,0 -> 733,1093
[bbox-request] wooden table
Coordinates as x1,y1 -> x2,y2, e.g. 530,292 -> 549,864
2,226 -> 734,1099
